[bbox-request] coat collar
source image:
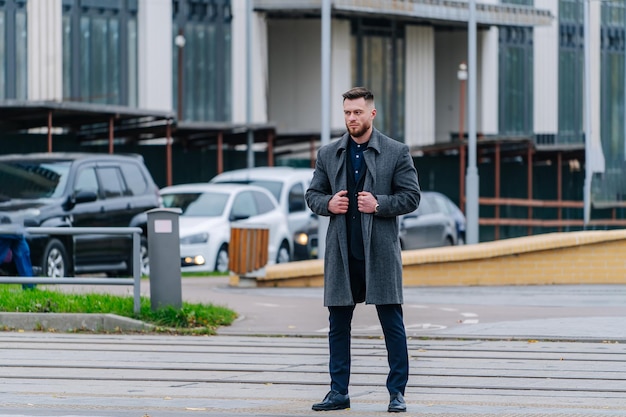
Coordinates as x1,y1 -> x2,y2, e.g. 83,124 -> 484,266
336,128 -> 382,156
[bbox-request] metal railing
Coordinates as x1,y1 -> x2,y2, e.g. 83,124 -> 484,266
0,227 -> 143,314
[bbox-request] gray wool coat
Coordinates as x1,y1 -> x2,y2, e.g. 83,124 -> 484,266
305,129 -> 421,306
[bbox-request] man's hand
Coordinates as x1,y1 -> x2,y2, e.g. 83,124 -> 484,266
328,190 -> 349,214
357,191 -> 378,213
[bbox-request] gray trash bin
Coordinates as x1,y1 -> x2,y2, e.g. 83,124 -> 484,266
147,208 -> 182,310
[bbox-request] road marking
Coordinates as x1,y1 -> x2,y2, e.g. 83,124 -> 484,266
405,323 -> 447,331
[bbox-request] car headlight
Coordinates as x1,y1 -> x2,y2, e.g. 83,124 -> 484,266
180,232 -> 209,245
294,232 -> 309,246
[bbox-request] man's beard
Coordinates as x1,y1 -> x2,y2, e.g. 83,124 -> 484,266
346,122 -> 370,138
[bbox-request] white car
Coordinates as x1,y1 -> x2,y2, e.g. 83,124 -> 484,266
210,167 -> 315,260
160,183 -> 292,273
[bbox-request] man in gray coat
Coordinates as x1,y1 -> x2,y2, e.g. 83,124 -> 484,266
306,87 -> 420,413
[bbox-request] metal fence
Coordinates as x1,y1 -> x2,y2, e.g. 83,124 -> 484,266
0,227 -> 143,314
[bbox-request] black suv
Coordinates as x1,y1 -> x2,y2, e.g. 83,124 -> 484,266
0,152 -> 160,278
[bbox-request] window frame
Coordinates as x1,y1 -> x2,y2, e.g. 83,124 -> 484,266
62,0 -> 138,105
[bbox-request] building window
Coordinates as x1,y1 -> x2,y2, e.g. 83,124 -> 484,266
1,0 -> 27,100
598,1 -> 626,202
62,0 -> 138,105
351,18 -> 405,142
558,0 -> 584,144
499,26 -> 533,136
173,0 -> 232,122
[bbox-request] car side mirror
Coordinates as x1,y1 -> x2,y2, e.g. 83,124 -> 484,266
74,190 -> 98,204
63,191 -> 98,210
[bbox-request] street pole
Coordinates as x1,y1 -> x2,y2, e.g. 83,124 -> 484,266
318,0 -> 331,259
465,0 -> 479,244
246,0 -> 254,168
583,0 -> 591,227
175,30 -> 185,121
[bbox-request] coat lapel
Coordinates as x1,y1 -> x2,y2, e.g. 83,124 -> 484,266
334,134 -> 349,192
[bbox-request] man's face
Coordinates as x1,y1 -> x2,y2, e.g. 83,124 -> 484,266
343,97 -> 376,139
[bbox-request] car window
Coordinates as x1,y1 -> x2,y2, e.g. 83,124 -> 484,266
231,191 -> 258,219
253,190 -> 275,215
431,194 -> 452,215
74,167 -> 99,197
288,183 -> 306,213
162,192 -> 228,217
0,160 -> 70,200
120,162 -> 148,195
245,180 -> 283,202
97,167 -> 125,198
416,195 -> 436,215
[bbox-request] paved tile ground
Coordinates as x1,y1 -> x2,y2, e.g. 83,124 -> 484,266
1,333 -> 625,416
1,278 -> 625,416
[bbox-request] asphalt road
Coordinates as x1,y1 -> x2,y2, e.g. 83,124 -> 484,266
44,276 -> 626,340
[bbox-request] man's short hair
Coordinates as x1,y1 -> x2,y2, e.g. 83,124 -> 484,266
342,87 -> 374,103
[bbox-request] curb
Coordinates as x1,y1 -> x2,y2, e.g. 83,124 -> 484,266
0,312 -> 153,332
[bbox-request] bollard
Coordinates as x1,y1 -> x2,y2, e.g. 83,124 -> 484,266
147,208 -> 182,310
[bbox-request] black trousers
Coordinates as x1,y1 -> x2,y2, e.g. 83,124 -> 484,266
328,303 -> 409,395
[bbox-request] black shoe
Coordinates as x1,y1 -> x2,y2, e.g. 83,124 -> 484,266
387,392 -> 406,413
312,390 -> 350,411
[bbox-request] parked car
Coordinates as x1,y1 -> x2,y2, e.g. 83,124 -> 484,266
292,191 -> 466,257
0,152 -> 160,278
210,166 -> 315,260
160,183 -> 293,273
400,191 -> 465,249
293,213 -> 319,260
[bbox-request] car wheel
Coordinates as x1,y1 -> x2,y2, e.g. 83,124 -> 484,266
42,239 -> 69,278
215,244 -> 229,274
445,236 -> 454,246
276,241 -> 290,264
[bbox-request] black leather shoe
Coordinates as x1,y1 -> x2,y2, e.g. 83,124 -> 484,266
387,392 -> 406,413
312,390 -> 350,411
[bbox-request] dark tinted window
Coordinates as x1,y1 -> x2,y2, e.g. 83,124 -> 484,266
0,160 -> 70,199
288,183 -> 306,213
74,167 -> 99,196
120,162 -> 148,195
98,167 -> 125,198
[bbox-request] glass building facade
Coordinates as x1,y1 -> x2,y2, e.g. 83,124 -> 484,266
0,0 -> 27,100
62,0 -> 138,105
351,18 -> 405,142
172,0 -> 231,122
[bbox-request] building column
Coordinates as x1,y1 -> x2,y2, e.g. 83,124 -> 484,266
533,0 -> 559,136
480,26 -> 499,136
27,0 -> 62,100
405,25 -> 435,148
137,0 -> 172,111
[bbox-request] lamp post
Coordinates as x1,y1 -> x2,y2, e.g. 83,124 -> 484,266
175,31 -> 186,121
457,62 -> 468,213
457,62 -> 468,142
465,0 -> 479,244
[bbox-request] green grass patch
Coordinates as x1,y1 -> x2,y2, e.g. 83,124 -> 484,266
0,285 -> 237,335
